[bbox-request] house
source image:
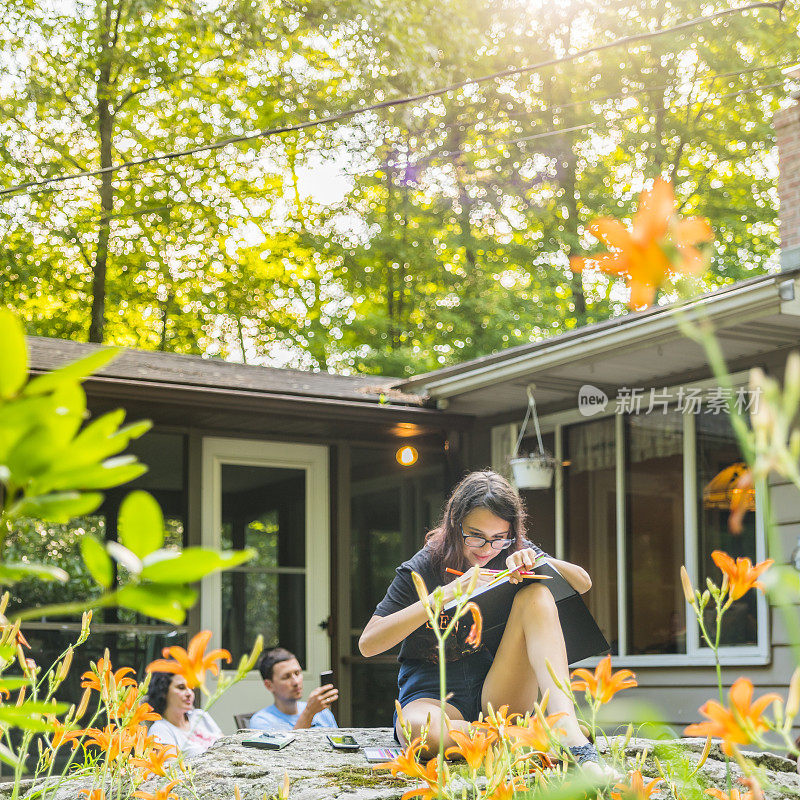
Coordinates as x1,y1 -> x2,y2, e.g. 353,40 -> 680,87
19,96 -> 800,735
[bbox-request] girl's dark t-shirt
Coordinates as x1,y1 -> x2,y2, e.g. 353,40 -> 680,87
373,541 -> 546,664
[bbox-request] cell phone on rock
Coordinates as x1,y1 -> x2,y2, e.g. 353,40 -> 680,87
242,731 -> 296,750
327,734 -> 359,750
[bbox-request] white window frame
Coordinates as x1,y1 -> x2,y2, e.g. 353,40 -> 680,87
502,372 -> 770,667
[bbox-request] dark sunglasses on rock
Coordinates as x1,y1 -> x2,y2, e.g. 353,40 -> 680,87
460,525 -> 514,550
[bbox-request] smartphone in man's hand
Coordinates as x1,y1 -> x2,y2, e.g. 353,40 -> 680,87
320,669 -> 334,689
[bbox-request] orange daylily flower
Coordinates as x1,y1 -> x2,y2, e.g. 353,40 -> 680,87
570,178 -> 713,309
48,718 -> 83,751
131,743 -> 178,777
488,779 -> 518,800
711,551 -> 773,602
83,725 -> 138,761
505,711 -> 567,752
684,677 -> 781,756
444,728 -> 497,772
706,789 -> 757,800
570,655 -> 637,704
401,758 -> 442,800
146,631 -> 231,692
81,657 -> 137,698
611,769 -> 662,800
473,704 -> 521,738
464,602 -> 482,648
133,779 -> 182,800
372,737 -> 426,780
112,690 -> 160,728
80,790 -> 106,800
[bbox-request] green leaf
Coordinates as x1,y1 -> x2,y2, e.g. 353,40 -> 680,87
23,347 -> 120,396
35,455 -> 147,494
10,492 -> 104,524
80,535 -> 114,589
0,310 -> 27,399
0,678 -> 31,692
140,547 -> 254,584
0,701 -> 68,731
118,490 -> 164,558
62,414 -> 152,471
115,584 -> 197,624
0,562 -> 69,583
0,742 -> 22,769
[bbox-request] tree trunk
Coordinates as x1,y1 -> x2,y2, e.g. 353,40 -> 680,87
89,3 -> 116,343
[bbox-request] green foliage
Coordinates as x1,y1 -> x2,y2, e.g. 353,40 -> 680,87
0,304 -> 253,628
2,0 -> 797,373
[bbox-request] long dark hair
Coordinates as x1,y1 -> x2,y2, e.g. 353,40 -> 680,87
145,672 -> 176,717
425,470 -> 527,578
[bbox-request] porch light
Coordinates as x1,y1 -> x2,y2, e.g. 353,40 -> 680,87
396,446 -> 418,466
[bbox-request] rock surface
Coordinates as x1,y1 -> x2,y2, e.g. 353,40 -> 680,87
10,730 -> 800,799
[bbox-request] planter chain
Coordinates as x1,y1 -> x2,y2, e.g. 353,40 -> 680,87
513,384 -> 546,458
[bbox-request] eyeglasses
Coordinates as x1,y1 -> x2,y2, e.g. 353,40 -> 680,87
460,525 -> 513,551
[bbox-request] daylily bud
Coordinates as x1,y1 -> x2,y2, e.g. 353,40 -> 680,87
622,723 -> 633,749
453,578 -> 463,599
786,667 -> 800,720
700,590 -> 711,609
243,635 -> 264,673
771,695 -> 784,732
680,567 -> 695,606
395,699 -> 406,730
0,592 -> 8,617
545,659 -> 567,694
235,786 -> 242,800
76,687 -> 92,719
56,646 -> 73,684
79,610 -> 93,642
280,771 -> 291,800
539,688 -> 550,714
411,572 -> 430,611
466,567 -> 480,596
16,644 -> 26,671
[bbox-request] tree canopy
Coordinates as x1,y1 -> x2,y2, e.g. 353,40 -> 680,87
1,0 -> 798,375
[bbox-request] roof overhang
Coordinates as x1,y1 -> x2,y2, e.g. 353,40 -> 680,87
398,271 -> 800,418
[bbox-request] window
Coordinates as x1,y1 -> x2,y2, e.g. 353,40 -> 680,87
696,414 -> 759,647
501,386 -> 768,665
564,418 -> 618,654
625,412 -> 685,655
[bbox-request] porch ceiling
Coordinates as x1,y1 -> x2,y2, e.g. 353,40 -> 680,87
400,271 -> 800,418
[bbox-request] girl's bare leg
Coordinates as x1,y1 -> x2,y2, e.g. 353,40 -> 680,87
395,698 -> 470,757
481,582 -> 588,747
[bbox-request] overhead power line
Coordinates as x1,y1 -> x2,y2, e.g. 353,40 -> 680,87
0,0 -> 784,201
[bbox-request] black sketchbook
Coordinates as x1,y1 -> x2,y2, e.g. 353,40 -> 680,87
447,561 -> 610,665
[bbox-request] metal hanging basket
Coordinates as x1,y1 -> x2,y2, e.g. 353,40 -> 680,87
509,385 -> 556,490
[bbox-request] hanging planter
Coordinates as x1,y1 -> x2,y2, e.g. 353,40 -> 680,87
509,385 -> 556,490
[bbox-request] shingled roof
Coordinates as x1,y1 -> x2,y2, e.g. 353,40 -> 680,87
26,336 -> 425,407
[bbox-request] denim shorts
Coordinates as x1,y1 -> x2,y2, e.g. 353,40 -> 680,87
393,649 -> 494,739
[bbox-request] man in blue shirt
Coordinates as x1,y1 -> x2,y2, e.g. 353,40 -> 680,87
250,647 -> 338,731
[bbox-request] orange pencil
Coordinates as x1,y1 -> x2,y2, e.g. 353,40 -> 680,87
445,567 -> 550,579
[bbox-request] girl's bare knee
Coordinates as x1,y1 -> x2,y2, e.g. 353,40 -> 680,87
513,582 -> 553,608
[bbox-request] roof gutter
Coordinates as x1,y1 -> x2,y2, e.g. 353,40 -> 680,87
414,276 -> 800,400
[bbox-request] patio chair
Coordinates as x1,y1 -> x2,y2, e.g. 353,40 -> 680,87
234,712 -> 255,730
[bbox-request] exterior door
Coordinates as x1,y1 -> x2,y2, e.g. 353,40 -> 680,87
200,438 -> 329,733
